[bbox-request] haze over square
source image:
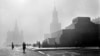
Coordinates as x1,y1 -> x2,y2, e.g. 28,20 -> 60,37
0,0 -> 100,47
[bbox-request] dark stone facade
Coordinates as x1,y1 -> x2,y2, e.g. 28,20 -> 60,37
60,17 -> 100,47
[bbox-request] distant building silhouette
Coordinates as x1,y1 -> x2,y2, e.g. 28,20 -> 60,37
60,17 -> 99,47
50,5 -> 61,34
42,17 -> 100,47
44,34 -> 50,44
6,20 -> 23,45
47,38 -> 56,46
49,4 -> 62,45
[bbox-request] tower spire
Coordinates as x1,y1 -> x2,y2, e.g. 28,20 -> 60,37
52,0 -> 59,22
50,0 -> 61,33
49,0 -> 62,44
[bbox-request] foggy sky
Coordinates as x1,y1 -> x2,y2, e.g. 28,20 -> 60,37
0,0 -> 100,46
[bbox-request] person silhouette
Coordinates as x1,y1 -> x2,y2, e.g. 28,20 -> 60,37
22,42 -> 26,54
11,42 -> 14,50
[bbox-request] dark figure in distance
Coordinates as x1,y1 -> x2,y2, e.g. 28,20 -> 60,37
55,41 -> 57,48
22,42 -> 26,54
37,41 -> 41,48
11,42 -> 14,50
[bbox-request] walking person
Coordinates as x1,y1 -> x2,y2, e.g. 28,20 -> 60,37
22,42 -> 26,54
38,41 -> 41,48
11,42 -> 14,50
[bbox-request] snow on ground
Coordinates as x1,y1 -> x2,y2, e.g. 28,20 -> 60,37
0,47 -> 99,56
0,47 -> 45,56
0,48 -> 11,56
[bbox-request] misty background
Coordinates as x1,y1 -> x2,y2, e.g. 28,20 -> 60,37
0,0 -> 100,47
